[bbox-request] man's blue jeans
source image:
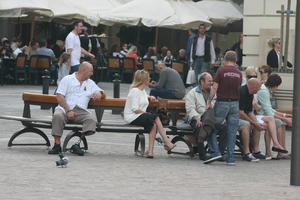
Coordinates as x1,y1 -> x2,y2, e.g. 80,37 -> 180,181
193,57 -> 209,82
150,88 -> 178,99
208,101 -> 239,163
70,64 -> 80,74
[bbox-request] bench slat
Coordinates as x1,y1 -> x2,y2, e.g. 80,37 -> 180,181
0,115 -> 52,124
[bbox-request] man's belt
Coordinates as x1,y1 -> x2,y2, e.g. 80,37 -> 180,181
195,55 -> 205,58
217,98 -> 238,102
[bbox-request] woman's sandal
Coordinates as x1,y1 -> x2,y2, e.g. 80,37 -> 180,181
164,144 -> 176,151
144,151 -> 154,159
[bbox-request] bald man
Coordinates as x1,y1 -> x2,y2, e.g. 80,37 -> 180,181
239,78 -> 284,162
48,62 -> 105,156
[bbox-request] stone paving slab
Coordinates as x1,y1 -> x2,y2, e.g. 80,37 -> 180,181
0,84 -> 299,200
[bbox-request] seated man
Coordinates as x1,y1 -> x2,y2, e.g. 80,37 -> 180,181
185,72 -> 213,160
36,40 -> 58,84
149,62 -> 185,99
48,62 -> 105,156
239,78 -> 287,161
239,78 -> 265,162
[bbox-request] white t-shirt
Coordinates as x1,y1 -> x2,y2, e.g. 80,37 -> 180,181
65,31 -> 81,66
124,88 -> 149,123
56,73 -> 103,112
13,48 -> 22,56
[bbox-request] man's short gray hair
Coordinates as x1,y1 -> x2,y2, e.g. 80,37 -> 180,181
224,51 -> 237,63
199,72 -> 210,83
179,49 -> 186,54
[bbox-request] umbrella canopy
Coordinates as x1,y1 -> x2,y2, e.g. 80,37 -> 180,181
45,0 -> 99,26
160,0 -> 212,29
71,0 -> 122,26
198,0 -> 243,26
99,0 -> 176,27
0,0 -> 53,18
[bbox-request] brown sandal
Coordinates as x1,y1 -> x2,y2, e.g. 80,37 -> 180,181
144,151 -> 154,159
164,144 -> 176,151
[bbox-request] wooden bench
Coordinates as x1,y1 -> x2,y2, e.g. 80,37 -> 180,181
0,93 -> 197,157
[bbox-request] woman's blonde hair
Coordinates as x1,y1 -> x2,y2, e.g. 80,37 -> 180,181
131,70 -> 150,88
245,66 -> 257,76
58,52 -> 70,67
268,37 -> 280,48
127,45 -> 137,55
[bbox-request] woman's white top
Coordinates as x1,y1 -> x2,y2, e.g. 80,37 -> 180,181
57,63 -> 70,85
124,87 -> 149,123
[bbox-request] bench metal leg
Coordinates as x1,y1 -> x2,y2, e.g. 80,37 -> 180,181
62,130 -> 88,152
134,133 -> 145,156
168,136 -> 194,158
7,127 -> 51,147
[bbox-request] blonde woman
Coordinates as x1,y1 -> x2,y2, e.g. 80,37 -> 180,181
124,70 -> 176,158
57,52 -> 71,85
267,38 -> 292,69
126,45 -> 141,68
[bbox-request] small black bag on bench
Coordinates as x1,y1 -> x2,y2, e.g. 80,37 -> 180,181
147,107 -> 170,126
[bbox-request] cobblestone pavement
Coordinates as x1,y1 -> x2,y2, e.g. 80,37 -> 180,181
0,84 -> 299,200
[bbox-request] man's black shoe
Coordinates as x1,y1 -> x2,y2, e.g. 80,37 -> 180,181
193,147 -> 198,154
48,144 -> 62,154
253,151 -> 266,159
70,144 -> 84,156
203,155 -> 222,164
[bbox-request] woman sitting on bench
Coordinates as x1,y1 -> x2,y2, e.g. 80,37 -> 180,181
124,70 -> 176,158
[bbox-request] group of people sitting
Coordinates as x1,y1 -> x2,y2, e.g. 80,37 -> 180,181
47,49 -> 292,166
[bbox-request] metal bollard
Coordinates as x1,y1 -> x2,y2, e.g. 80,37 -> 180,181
41,69 -> 51,110
112,73 -> 121,114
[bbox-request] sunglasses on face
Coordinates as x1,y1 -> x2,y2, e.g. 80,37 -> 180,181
247,75 -> 257,79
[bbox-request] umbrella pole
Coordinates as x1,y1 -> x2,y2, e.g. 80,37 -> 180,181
155,27 -> 159,47
30,17 -> 36,42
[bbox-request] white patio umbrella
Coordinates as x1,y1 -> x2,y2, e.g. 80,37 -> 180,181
161,0 -> 212,29
71,0 -> 123,26
197,0 -> 243,26
45,0 -> 99,26
0,0 -> 53,18
99,0 -> 175,27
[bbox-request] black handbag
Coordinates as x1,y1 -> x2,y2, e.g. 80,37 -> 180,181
157,108 -> 170,126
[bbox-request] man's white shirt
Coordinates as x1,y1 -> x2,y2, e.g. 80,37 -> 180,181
56,73 -> 103,113
65,31 -> 81,66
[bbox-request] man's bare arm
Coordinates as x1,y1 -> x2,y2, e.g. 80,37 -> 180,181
56,94 -> 70,112
81,47 -> 94,58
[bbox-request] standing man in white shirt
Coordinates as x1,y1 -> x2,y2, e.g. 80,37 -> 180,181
189,24 -> 216,81
65,21 -> 95,74
48,62 -> 105,156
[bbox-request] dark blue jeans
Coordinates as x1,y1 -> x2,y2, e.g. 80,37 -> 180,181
70,64 -> 80,74
208,101 -> 239,163
193,57 -> 209,82
150,88 -> 178,99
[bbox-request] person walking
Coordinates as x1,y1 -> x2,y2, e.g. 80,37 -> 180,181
189,24 -> 216,81
65,21 -> 95,73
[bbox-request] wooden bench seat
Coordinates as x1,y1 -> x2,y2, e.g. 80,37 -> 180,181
0,92 -> 196,157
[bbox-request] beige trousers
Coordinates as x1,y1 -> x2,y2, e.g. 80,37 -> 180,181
51,106 -> 97,137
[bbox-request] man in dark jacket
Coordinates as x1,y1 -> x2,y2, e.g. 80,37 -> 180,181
188,24 -> 216,81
